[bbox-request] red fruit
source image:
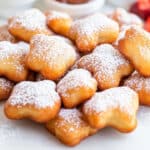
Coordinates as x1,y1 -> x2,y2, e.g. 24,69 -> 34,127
130,2 -> 150,20
138,0 -> 150,10
144,17 -> 150,32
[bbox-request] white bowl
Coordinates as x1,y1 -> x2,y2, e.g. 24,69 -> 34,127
0,0 -> 36,18
107,0 -> 136,9
44,0 -> 105,18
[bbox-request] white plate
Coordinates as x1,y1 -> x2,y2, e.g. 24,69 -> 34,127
0,101 -> 150,150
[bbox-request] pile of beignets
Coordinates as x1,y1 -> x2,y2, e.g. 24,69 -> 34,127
0,7 -> 149,146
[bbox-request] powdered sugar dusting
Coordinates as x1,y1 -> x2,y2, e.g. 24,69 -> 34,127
47,11 -> 71,21
57,108 -> 84,132
8,80 -> 60,108
139,46 -> 150,61
0,25 -> 16,42
114,25 -> 131,45
30,34 -> 76,67
127,26 -> 150,60
9,8 -> 48,31
57,69 -> 96,98
0,78 -> 13,91
0,41 -> 29,73
83,87 -> 138,116
77,44 -> 129,81
128,26 -> 150,41
109,8 -> 143,26
124,71 -> 150,92
70,13 -> 118,36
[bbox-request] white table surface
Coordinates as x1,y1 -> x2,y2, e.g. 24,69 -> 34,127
0,102 -> 150,150
0,1 -> 150,150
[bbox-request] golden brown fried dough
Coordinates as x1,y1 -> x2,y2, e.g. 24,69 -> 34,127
46,108 -> 97,146
82,87 -> 139,132
0,77 -> 14,101
68,13 -> 119,52
46,11 -> 72,37
108,8 -> 143,27
8,8 -> 52,42
118,26 -> 150,76
0,41 -> 29,82
124,71 -> 150,106
76,44 -> 133,90
114,25 -> 131,46
4,80 -> 61,123
26,34 -> 77,80
57,69 -> 97,108
0,25 -> 17,42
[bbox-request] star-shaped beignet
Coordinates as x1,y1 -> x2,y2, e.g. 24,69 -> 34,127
57,69 -> 97,108
82,87 -> 139,132
68,13 -> 119,52
76,44 -> 133,90
0,41 -> 29,82
0,77 -> 14,101
118,26 -> 150,77
0,25 -> 17,42
124,71 -> 150,106
46,108 -> 97,146
108,8 -> 143,27
8,8 -> 52,42
46,10 -> 72,37
4,80 -> 61,123
26,34 -> 78,81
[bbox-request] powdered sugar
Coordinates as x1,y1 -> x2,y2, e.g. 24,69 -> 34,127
57,69 -> 96,98
109,8 -> 143,26
77,44 -> 129,81
0,41 -> 29,73
124,71 -> 150,92
0,25 -> 16,42
114,25 -> 131,45
128,26 -> 150,41
9,8 -> 48,31
83,87 -> 138,116
57,108 -> 84,132
8,80 -> 60,108
47,11 -> 71,21
70,13 -> 118,36
139,46 -> 150,61
0,78 -> 13,91
30,34 -> 76,67
127,26 -> 150,60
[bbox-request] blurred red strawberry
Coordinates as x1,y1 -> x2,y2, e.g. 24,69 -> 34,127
130,1 -> 150,20
138,0 -> 150,10
144,17 -> 150,31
